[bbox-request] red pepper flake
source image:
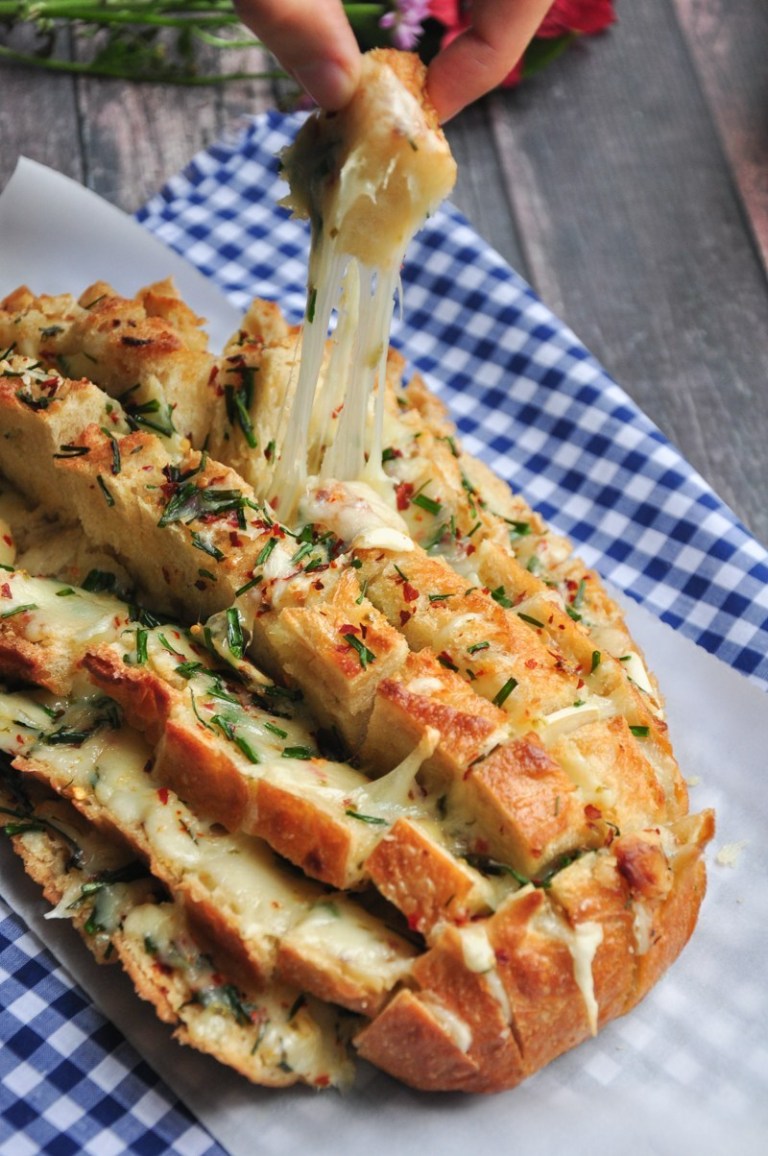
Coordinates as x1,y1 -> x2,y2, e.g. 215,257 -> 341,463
584,803 -> 602,821
339,623 -> 358,635
0,583 -> 11,599
2,534 -> 13,547
395,481 -> 414,511
402,581 -> 419,602
208,365 -> 219,385
314,1075 -> 331,1088
157,787 -> 169,805
399,609 -> 412,627
229,531 -> 242,547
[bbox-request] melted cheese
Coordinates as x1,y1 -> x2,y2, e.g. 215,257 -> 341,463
300,478 -> 412,550
122,903 -> 350,1085
536,695 -> 616,741
536,905 -> 604,1035
269,51 -> 456,522
284,897 -> 414,992
421,994 -> 473,1053
0,570 -> 129,649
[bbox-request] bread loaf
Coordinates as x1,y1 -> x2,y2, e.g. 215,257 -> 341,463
0,288 -> 713,1092
0,48 -> 713,1094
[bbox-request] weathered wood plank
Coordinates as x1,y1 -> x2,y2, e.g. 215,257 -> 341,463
444,105 -> 527,275
0,31 -> 82,194
75,43 -> 275,212
486,0 -> 768,546
673,0 -> 768,276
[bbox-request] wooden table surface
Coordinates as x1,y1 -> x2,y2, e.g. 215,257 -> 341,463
2,0 -> 766,547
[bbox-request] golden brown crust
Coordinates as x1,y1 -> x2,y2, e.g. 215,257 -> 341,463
366,817 -> 492,935
354,988 -> 481,1091
0,260 -> 716,1095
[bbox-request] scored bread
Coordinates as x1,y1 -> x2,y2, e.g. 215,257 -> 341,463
0,762 -> 356,1088
0,49 -> 713,1094
0,310 -> 714,1092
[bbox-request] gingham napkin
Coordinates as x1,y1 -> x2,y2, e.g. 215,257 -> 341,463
1,112 -> 766,1156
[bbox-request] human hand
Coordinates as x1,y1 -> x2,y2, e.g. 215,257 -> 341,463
232,0 -> 362,111
232,1 -> 554,121
427,0 -> 555,121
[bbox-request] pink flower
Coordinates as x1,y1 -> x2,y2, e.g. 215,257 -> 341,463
538,0 -> 616,37
380,1 -> 432,50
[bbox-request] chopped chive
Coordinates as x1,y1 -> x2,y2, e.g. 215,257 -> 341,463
96,475 -> 115,506
490,585 -> 513,609
191,531 -> 224,561
101,428 -> 121,475
53,443 -> 90,459
226,607 -> 245,659
630,725 -> 649,738
256,537 -> 278,566
493,677 -> 518,708
411,492 -> 442,516
232,734 -> 260,763
518,612 -> 544,628
157,633 -> 183,656
344,633 -> 376,669
345,809 -> 387,826
290,541 -> 315,565
467,641 -> 490,654
590,650 -> 601,674
264,722 -> 288,740
0,603 -> 37,620
282,746 -> 313,760
158,483 -> 245,527
235,575 -> 262,597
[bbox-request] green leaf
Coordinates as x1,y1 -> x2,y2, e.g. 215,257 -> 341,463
522,33 -> 577,79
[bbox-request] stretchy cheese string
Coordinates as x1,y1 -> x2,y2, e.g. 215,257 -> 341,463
268,51 -> 456,524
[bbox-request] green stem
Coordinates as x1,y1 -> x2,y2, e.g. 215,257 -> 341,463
0,42 -> 283,82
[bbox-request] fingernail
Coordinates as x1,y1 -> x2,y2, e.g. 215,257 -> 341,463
293,59 -> 357,111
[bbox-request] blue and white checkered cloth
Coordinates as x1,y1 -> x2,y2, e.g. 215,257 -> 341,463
2,111 -> 767,1154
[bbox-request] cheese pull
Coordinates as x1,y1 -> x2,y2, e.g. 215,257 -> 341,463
271,49 -> 457,515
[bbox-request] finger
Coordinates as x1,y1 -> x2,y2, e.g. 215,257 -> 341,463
234,0 -> 362,109
427,0 -> 554,122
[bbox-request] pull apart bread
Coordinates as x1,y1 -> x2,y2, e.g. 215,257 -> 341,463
0,49 -> 713,1094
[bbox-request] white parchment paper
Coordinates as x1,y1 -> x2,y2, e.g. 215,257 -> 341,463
1,160 -> 766,1156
